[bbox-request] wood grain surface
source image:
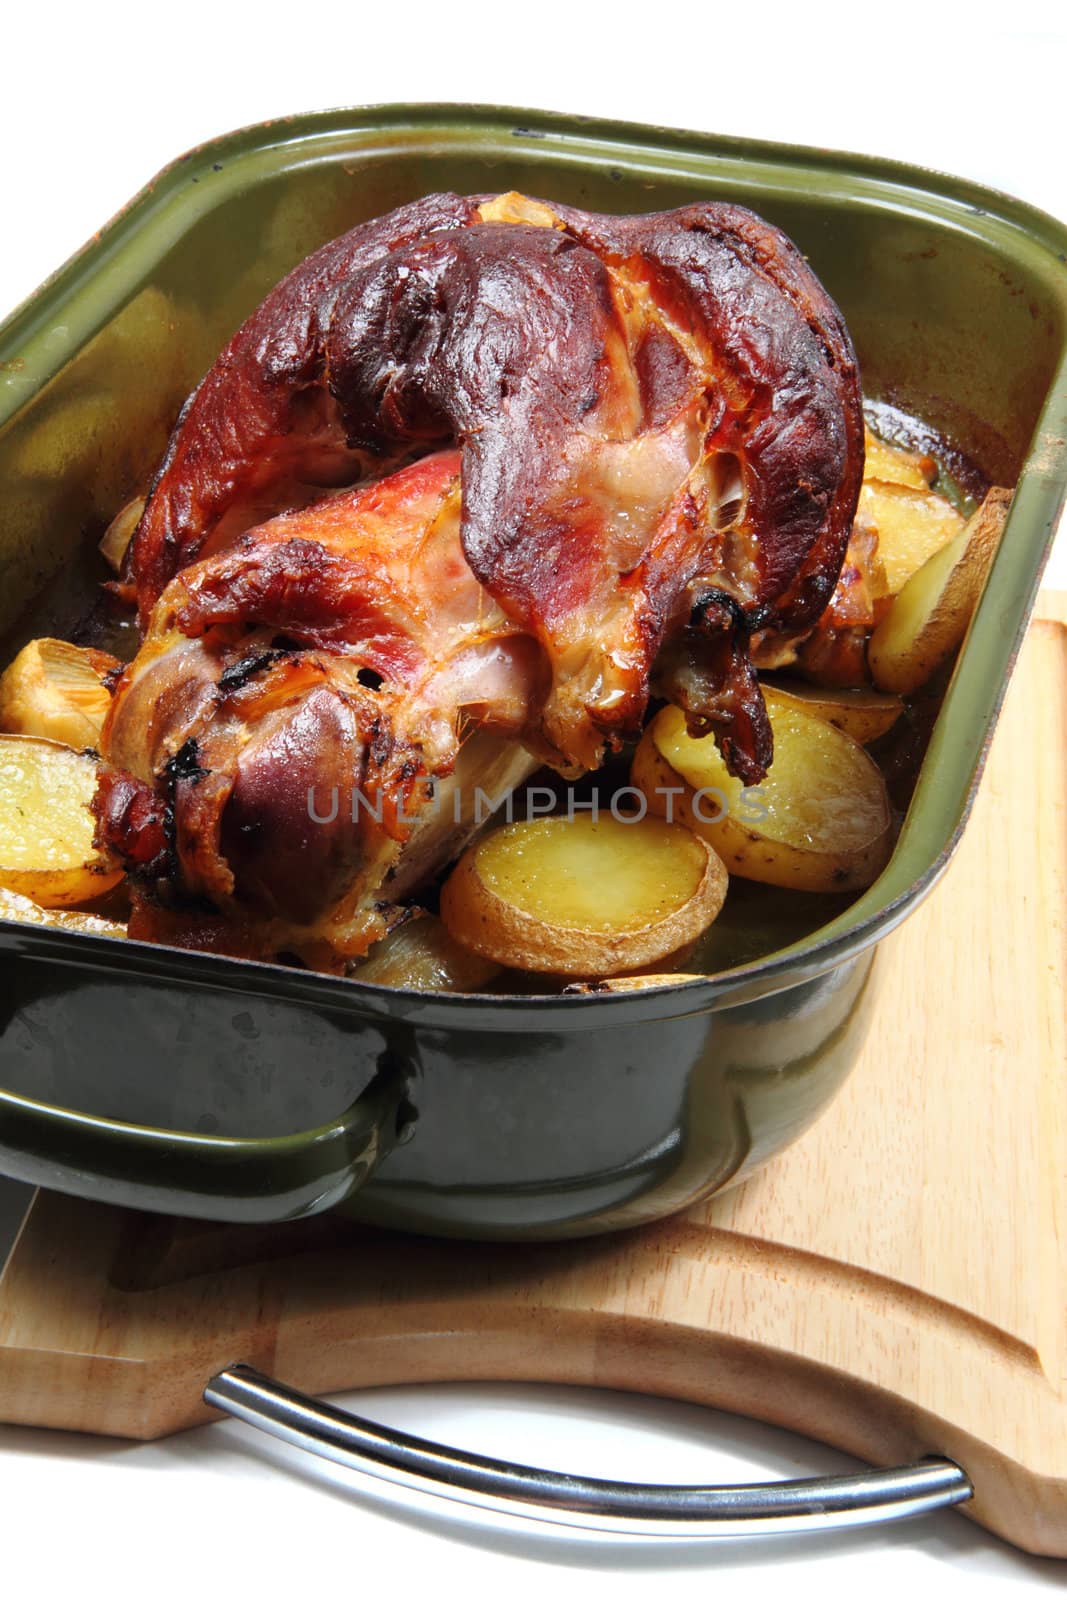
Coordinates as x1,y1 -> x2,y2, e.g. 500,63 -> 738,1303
0,594 -> 1064,1556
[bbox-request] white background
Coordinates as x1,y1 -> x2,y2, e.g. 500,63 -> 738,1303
0,2 -> 1065,1594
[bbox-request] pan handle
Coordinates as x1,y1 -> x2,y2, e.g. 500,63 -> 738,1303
0,1051 -> 410,1222
204,1364 -> 973,1538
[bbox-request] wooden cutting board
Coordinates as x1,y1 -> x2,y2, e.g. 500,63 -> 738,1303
0,594 -> 1064,1557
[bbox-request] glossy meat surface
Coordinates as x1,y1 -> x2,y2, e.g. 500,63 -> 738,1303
101,190 -> 863,963
128,190 -> 862,775
100,453 -> 541,962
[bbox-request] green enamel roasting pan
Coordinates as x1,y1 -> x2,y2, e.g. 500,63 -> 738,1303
0,105 -> 1065,1242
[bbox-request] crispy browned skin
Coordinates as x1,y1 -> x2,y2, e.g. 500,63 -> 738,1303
751,518 -> 889,688
99,452 -> 543,963
129,193 -> 482,615
129,190 -> 862,779
105,190 -> 863,964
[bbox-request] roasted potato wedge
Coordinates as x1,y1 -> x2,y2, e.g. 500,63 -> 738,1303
863,428 -> 937,491
0,639 -> 118,751
0,886 -> 126,939
868,487 -> 1011,695
440,813 -> 728,976
857,479 -> 965,594
634,691 -> 892,893
0,736 -> 122,907
355,913 -> 502,992
761,679 -> 904,744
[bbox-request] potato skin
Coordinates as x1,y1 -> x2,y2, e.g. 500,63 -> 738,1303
0,886 -> 125,938
0,735 -> 123,908
704,811 -> 889,895
632,709 -> 891,895
869,487 -> 1010,694
0,860 -> 121,910
856,479 -> 964,594
762,681 -> 904,745
630,733 -> 698,828
440,815 -> 728,977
